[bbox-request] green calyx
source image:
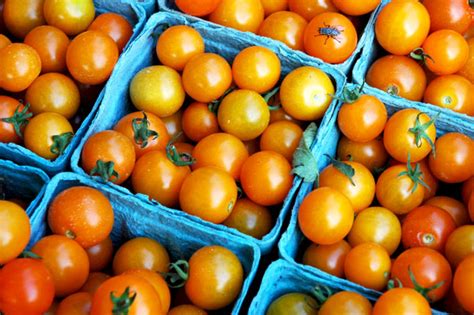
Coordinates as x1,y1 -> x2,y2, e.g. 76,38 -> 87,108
408,112 -> 437,157
398,155 -> 430,194
407,265 -> 444,303
164,260 -> 189,289
325,154 -> 356,186
111,287 -> 137,315
208,86 -> 235,114
386,85 -> 399,96
292,123 -> 319,184
131,112 -> 159,149
310,285 -> 333,307
341,82 -> 365,104
1,103 -> 32,138
90,160 -> 119,183
410,48 -> 435,65
19,251 -> 42,259
50,132 -> 74,156
387,277 -> 403,290
263,86 -> 281,111
165,133 -> 195,167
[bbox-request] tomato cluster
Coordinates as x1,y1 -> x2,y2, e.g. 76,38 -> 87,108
296,85 -> 474,313
173,0 -> 383,64
0,0 -> 132,160
79,24 -> 337,239
367,0 -> 473,116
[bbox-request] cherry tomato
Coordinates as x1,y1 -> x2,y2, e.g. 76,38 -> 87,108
319,291 -> 372,315
348,207 -> 401,255
366,55 -> 427,101
217,89 -> 270,141
462,177 -> 474,204
428,132 -> 474,183
162,109 -> 186,142
168,304 -> 208,315
114,111 -> 170,158
223,198 -> 272,239
0,34 -> 10,49
112,237 -> 170,275
269,106 -> 303,125
332,0 -> 380,16
376,164 -> 425,215
416,158 -> 439,201
241,151 -> 293,206
24,112 -> 74,160
288,0 -> 338,22
258,11 -> 308,51
372,288 -> 431,315
280,66 -> 334,121
88,13 -> 133,52
43,0 -> 95,36
304,12 -> 358,64
445,225 -> 474,267
375,0 -> 430,55
260,121 -> 303,162
391,247 -> 452,302
48,186 -> 114,248
319,161 -> 375,212
232,46 -> 281,93
175,0 -> 221,17
302,240 -> 351,278
86,237 -> 113,272
337,136 -> 389,173
90,274 -> 162,315
180,167 -> 238,223
423,0 -> 472,34
182,53 -> 232,103
298,187 -> 354,245
0,258 -> 55,314
131,150 -> 191,208
453,254 -> 474,313
0,43 -> 41,92
186,245 -> 243,310
261,0 -> 288,16
181,102 -> 219,142
458,37 -> 474,83
156,25 -> 205,71
0,200 -> 30,264
192,133 -> 248,180
267,293 -> 318,315
24,25 -> 70,73
56,292 -> 91,315
425,196 -> 469,227
0,97 -> 29,143
423,74 -> 473,116
66,30 -> 119,85
244,138 -> 260,155
209,0 -> 264,33
3,0 -> 45,38
81,130 -> 136,184
25,72 -> 80,119
80,272 -> 110,295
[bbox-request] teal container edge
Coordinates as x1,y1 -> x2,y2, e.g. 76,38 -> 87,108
70,10 -> 347,254
29,172 -> 260,314
0,0 -> 150,176
156,0 -> 383,75
249,259 -> 447,315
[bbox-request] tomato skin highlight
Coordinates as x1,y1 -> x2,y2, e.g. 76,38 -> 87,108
453,254 -> 474,313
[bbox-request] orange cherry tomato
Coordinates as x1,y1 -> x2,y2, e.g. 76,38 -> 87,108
298,187 -> 354,245
0,43 -> 41,92
462,177 -> 474,204
56,292 -> 92,315
0,34 -> 10,49
425,196 -> 469,227
85,237 -> 113,272
366,55 -> 427,101
269,106 -> 304,126
458,37 -> 474,83
80,272 -> 110,295
168,305 -> 208,315
223,198 -> 273,239
43,0 -> 95,36
182,53 -> 232,103
453,254 -> 474,313
209,0 -> 264,33
267,293 -> 318,314
48,186 -> 114,248
260,121 -> 303,162
302,240 -> 351,278
332,0 -> 380,16
423,0 -> 472,34
182,102 -> 219,142
3,0 -> 45,38
0,200 -> 30,265
375,0 -> 430,55
0,96 -> 30,144
288,0 -> 338,22
88,13 -> 133,52
373,288 -> 431,315
66,30 -> 118,85
304,12 -> 358,64
319,291 -> 372,315
156,25 -> 205,71
445,225 -> 474,268
261,0 -> 288,16
175,0 -> 221,17
162,109 -> 186,142
24,25 -> 70,73
337,136 -> 389,173
258,11 -> 308,51
81,130 -> 136,184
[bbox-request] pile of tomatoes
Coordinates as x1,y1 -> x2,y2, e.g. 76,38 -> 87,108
366,0 -> 473,116
78,23 -> 337,239
0,0 -> 132,160
0,185 -> 247,314
295,85 -> 474,314
172,0 -> 383,64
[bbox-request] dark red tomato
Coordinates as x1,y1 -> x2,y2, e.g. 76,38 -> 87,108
88,13 -> 133,52
401,205 -> 456,252
0,96 -> 30,143
86,237 -> 113,272
391,247 -> 452,302
302,240 -> 351,278
424,196 -> 469,227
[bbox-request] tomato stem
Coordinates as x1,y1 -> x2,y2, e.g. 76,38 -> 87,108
1,103 -> 32,138
386,85 -> 399,96
407,265 -> 444,303
19,251 -> 42,259
164,260 -> 189,289
310,285 -> 333,306
410,48 -> 435,65
165,133 -> 195,166
398,155 -> 430,194
208,86 -> 235,114
90,160 -> 119,182
325,154 -> 356,186
387,277 -> 403,290
340,82 -> 365,104
110,286 -> 136,315
263,86 -> 280,106
50,132 -> 74,157
408,112 -> 437,157
65,229 -> 76,240
131,112 -> 159,149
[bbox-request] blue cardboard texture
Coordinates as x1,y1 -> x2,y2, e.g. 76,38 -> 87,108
69,11 -> 347,254
278,83 -> 470,309
0,159 -> 49,216
352,0 -> 474,126
29,172 -> 260,314
249,259 -> 447,315
156,0 -> 382,74
0,0 -> 150,176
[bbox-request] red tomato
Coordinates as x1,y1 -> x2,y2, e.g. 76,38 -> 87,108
88,13 -> 133,52
175,0 -> 221,17
86,237 -> 113,272
424,196 -> 469,227
423,0 -> 472,34
302,240 -> 351,278
0,96 -> 30,144
453,254 -> 474,313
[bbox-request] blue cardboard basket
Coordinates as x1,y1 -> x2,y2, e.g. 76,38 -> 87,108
278,82 -> 470,312
0,159 -> 49,215
156,0 -> 383,75
352,0 -> 474,126
28,172 -> 260,314
70,11 -> 347,254
249,259 -> 446,315
0,0 -> 152,176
